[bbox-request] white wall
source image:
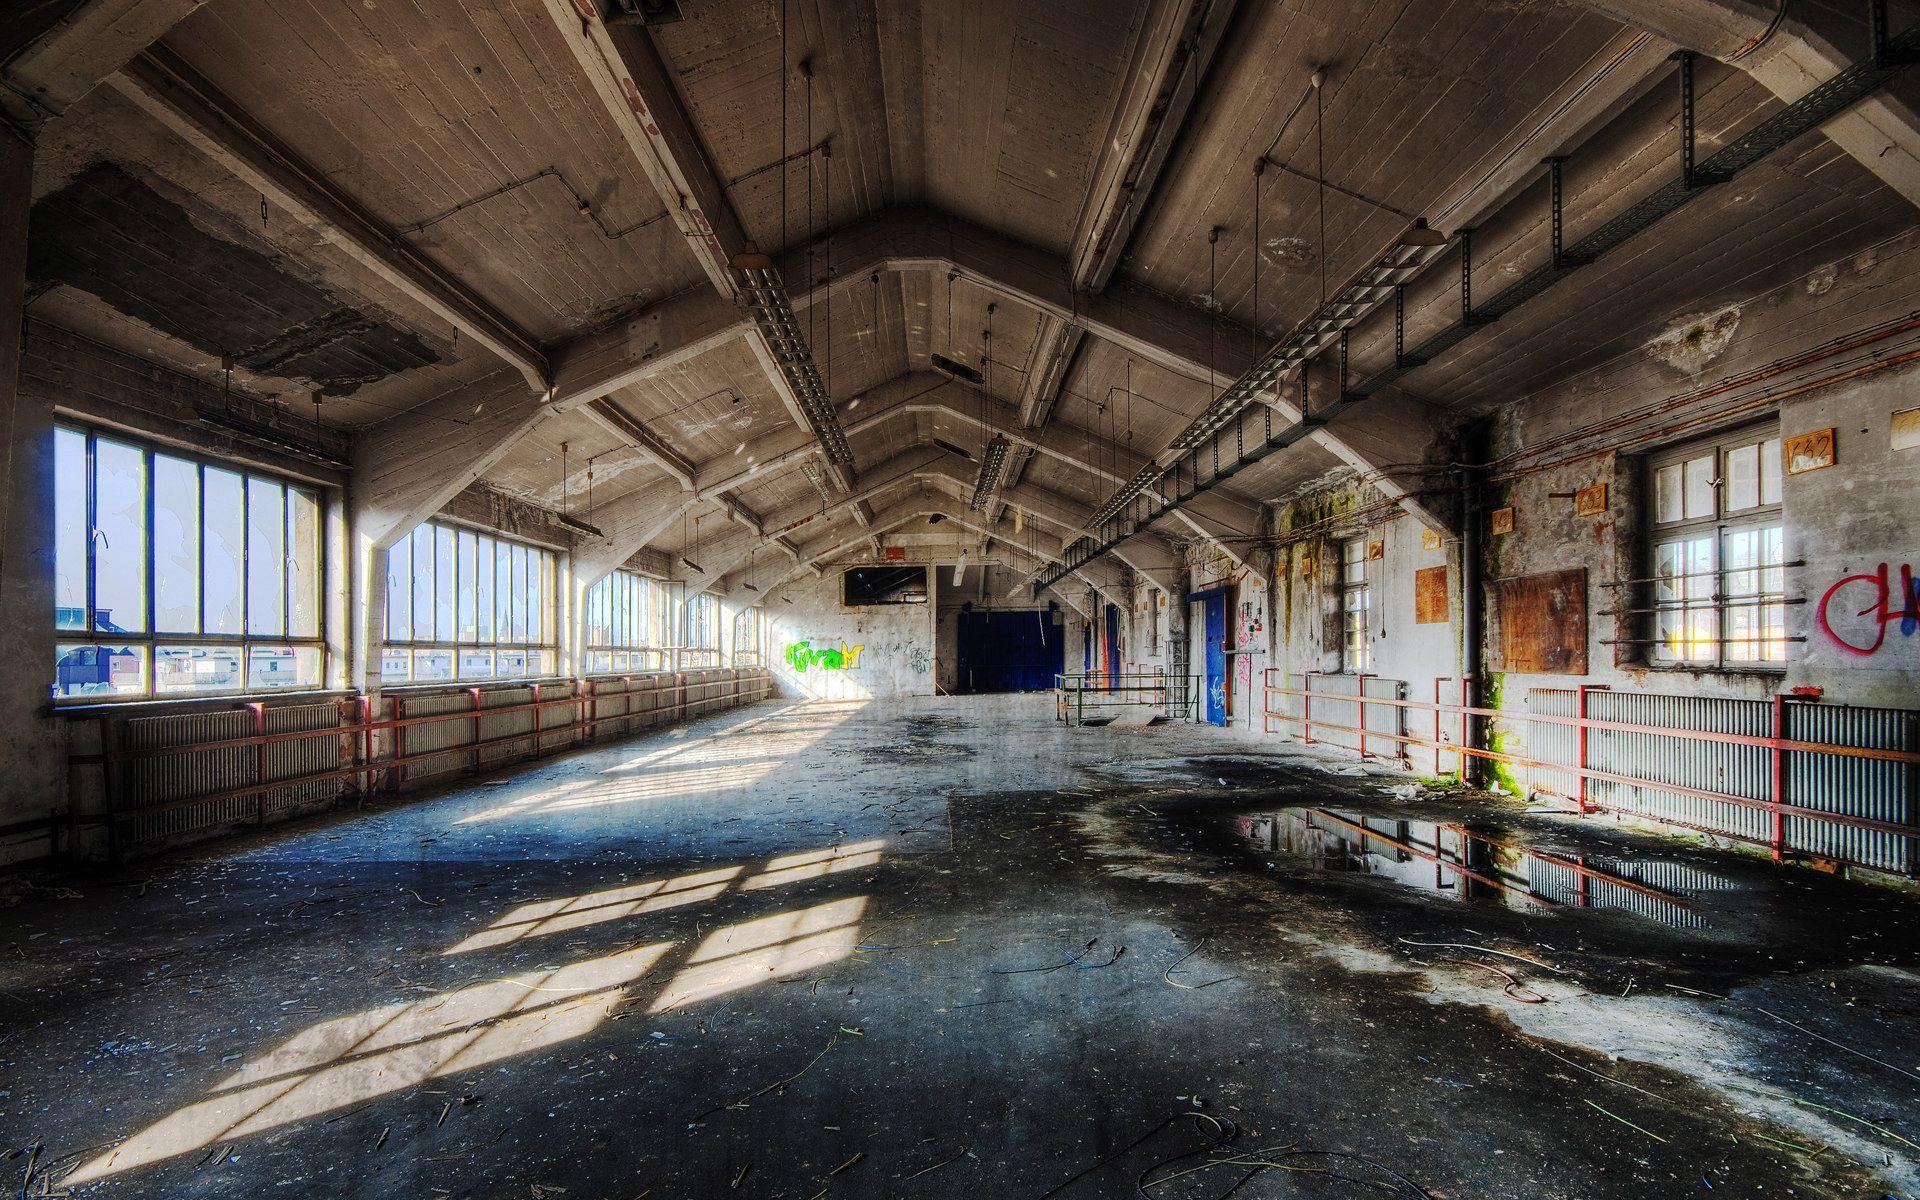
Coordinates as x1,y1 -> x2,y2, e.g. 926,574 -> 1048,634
766,566 -> 937,699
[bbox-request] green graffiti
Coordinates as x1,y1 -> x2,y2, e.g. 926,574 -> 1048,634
784,640 -> 866,671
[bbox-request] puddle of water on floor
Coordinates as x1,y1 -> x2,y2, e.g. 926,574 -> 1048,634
1233,807 -> 1722,929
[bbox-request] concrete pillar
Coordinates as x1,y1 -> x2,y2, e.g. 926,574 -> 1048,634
0,127 -> 67,852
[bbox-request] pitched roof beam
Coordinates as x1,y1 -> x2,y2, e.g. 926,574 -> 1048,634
541,0 -> 856,475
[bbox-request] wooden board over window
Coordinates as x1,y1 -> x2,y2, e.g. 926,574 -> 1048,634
1497,568 -> 1588,674
1414,566 -> 1449,624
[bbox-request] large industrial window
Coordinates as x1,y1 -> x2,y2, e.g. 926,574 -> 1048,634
381,521 -> 556,683
682,593 -> 720,668
582,568 -> 669,674
1646,428 -> 1786,668
52,424 -> 325,700
1339,537 -> 1372,673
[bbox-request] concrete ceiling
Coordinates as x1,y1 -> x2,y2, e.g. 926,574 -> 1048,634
19,0 -> 1918,583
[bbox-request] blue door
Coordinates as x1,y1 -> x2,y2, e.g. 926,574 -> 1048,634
1104,603 -> 1121,688
955,610 -> 1065,693
1193,589 -> 1228,725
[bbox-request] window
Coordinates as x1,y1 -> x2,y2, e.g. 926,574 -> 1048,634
582,568 -> 669,675
732,606 -> 763,666
844,565 -> 927,605
1646,429 -> 1787,668
53,425 -> 325,700
382,521 -> 557,683
682,593 -> 720,668
1339,537 -> 1372,673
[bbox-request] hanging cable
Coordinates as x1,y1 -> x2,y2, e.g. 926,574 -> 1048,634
779,0 -> 788,259
1207,226 -> 1220,406
1315,69 -> 1328,308
805,58 -> 815,349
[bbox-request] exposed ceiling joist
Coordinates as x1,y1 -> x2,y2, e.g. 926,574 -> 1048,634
579,398 -> 696,489
1070,0 -> 1240,291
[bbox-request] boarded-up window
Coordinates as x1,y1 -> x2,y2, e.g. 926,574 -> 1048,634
1414,566 -> 1449,625
1497,569 -> 1588,674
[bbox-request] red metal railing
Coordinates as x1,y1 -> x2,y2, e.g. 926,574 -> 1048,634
1261,667 -> 1920,870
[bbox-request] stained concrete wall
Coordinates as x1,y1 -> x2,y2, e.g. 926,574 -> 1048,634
767,566 -> 937,700
1256,229 -> 1920,789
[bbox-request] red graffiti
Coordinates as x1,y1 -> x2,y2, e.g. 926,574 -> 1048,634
1817,562 -> 1920,656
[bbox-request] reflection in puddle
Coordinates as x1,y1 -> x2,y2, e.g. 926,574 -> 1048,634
1236,809 -> 1725,929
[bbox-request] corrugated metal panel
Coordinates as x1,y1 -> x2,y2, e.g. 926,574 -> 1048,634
1787,702 -> 1919,874
1280,674 -> 1407,760
79,666 -> 774,862
1522,688 -> 1919,874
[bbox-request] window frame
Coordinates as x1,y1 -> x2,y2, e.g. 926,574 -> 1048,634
581,567 -> 672,676
52,421 -> 329,703
380,519 -> 560,686
1643,426 -> 1788,672
1338,536 -> 1372,674
680,592 -> 721,668
731,605 -> 764,667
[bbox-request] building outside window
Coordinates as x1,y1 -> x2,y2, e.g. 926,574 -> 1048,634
1339,536 -> 1372,673
682,592 -> 720,668
1646,427 -> 1787,668
53,424 -> 325,700
382,521 -> 557,683
582,568 -> 669,674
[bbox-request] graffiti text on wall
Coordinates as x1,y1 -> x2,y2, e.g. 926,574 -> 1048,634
1817,563 -> 1919,656
785,641 -> 866,671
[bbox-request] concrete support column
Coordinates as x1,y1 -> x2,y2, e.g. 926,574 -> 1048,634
0,128 -> 67,852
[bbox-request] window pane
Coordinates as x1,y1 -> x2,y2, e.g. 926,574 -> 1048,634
459,648 -> 494,679
246,477 -> 285,636
533,551 -> 545,642
457,529 -> 479,642
512,545 -> 529,643
203,468 -> 245,635
476,537 -> 494,644
1760,438 -> 1782,505
434,524 -> 455,642
496,648 -> 527,678
155,644 -> 242,694
54,428 -> 88,630
412,648 -> 454,682
288,488 -> 321,639
1683,454 -> 1714,520
494,542 -> 512,644
381,647 -> 411,683
249,645 -> 320,690
411,524 -> 434,637
386,533 -> 412,641
54,643 -> 146,699
1725,443 -> 1759,512
1653,463 -> 1681,525
93,438 -> 146,635
153,456 -> 199,634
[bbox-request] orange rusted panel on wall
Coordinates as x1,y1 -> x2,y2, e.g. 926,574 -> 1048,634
1497,568 -> 1588,675
1414,566 -> 1449,624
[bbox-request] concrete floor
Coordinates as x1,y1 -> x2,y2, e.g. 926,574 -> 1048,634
5,695 -> 1920,1197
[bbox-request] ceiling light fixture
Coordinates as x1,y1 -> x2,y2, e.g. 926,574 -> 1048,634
1398,218 -> 1449,248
